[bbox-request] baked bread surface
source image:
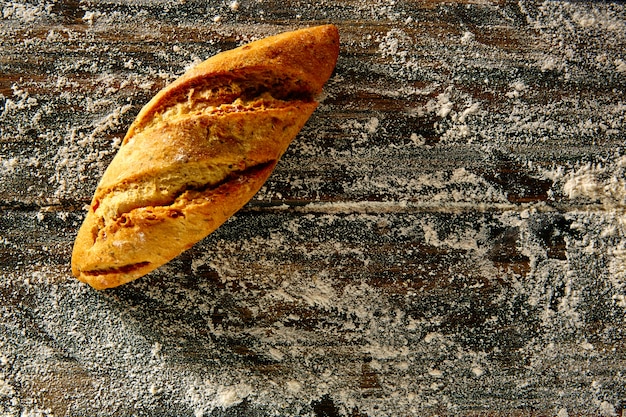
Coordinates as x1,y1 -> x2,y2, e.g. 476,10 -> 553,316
71,25 -> 339,289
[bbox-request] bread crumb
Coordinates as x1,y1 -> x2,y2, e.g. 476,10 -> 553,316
557,408 -> 569,417
286,380 -> 302,393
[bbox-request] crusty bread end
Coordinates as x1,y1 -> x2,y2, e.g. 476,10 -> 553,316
71,25 -> 339,289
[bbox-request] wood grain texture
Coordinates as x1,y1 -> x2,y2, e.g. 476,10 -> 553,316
1,1 -> 625,416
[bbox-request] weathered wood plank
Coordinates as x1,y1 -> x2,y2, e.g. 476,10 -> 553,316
1,0 -> 625,416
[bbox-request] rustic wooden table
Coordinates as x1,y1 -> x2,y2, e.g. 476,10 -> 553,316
1,1 -> 625,416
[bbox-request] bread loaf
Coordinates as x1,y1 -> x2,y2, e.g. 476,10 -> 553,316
71,25 -> 340,289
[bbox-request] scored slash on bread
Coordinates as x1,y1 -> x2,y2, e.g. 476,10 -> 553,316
71,25 -> 340,289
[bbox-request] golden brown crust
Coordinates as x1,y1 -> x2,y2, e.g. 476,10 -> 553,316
71,25 -> 339,289
126,24 -> 339,141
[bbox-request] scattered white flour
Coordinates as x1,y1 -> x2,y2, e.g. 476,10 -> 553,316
1,0 -> 625,416
460,31 -> 475,44
561,158 -> 626,206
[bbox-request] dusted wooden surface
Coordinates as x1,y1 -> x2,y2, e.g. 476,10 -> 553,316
1,1 -> 625,416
